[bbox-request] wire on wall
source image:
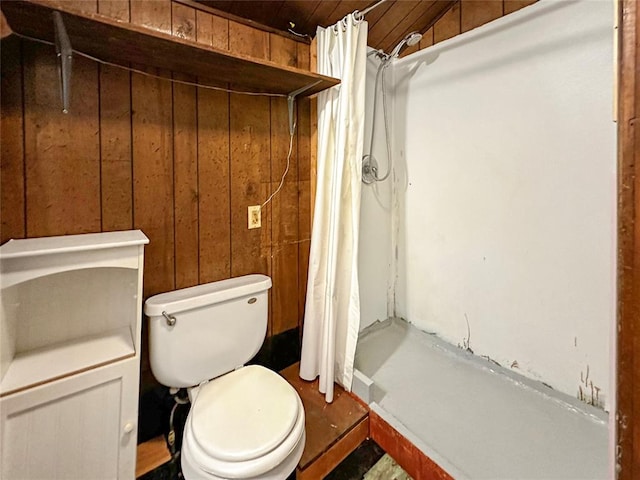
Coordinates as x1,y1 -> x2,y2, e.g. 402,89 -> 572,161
261,124 -> 295,211
11,31 -> 298,208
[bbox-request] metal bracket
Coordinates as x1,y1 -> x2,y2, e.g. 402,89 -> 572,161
287,80 -> 322,136
53,11 -> 72,114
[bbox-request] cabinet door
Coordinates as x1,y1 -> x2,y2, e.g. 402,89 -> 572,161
0,358 -> 139,480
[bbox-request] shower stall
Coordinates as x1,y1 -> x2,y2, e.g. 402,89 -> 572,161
355,1 -> 616,478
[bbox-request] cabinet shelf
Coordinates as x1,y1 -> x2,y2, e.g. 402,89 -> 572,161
0,327 -> 135,397
0,0 -> 339,97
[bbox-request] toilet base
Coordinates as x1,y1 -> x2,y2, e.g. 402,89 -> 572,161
181,431 -> 305,480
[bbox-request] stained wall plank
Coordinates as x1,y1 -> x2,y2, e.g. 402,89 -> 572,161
195,10 -> 229,49
270,97 -> 299,335
369,1 -> 421,50
297,41 -> 310,71
433,2 -> 461,44
130,1 -> 174,298
461,0 -> 503,33
302,0 -> 345,35
229,91 -> 272,336
372,1 -> 423,54
171,4 -> 199,289
51,0 -> 97,13
270,34 -> 298,68
98,0 -> 132,233
269,34 -> 300,334
420,0 -> 539,51
195,10 -> 213,46
0,38 -> 25,243
197,83 -> 231,283
229,20 -> 270,60
172,2 -> 196,40
323,0 -> 369,29
131,68 -> 174,298
172,75 -> 199,289
229,93 -> 271,278
420,27 -> 435,49
98,0 -> 130,20
195,0 -> 231,285
130,0 -> 171,34
99,64 -> 133,232
504,0 -> 537,15
229,20 -> 271,284
23,44 -> 101,237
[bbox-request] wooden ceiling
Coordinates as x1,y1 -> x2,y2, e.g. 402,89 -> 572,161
195,1 -> 457,54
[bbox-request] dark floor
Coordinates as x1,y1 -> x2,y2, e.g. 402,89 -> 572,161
139,439 -> 385,480
325,439 -> 386,480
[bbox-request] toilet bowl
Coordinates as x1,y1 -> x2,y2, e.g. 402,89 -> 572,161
181,366 -> 305,479
145,275 -> 305,480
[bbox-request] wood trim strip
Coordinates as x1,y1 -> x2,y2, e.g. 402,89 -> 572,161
616,0 -> 639,478
347,391 -> 370,411
0,353 -> 136,398
135,435 -> 171,478
296,415 -> 369,480
369,410 -> 453,480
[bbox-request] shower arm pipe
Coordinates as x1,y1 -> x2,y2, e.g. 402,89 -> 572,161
367,60 -> 389,163
371,62 -> 393,182
354,0 -> 389,21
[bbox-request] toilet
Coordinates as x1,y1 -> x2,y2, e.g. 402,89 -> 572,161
144,274 -> 305,480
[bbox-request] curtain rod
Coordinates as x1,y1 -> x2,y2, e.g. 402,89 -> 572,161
354,0 -> 389,21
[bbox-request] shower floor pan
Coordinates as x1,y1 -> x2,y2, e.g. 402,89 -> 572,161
353,318 -> 609,480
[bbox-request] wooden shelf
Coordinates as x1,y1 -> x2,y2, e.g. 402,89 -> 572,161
0,0 -> 339,97
0,327 -> 135,397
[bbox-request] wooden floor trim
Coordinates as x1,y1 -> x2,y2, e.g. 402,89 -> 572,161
296,415 -> 369,480
369,410 -> 453,480
136,435 -> 171,478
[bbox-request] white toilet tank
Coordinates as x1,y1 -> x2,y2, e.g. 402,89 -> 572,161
145,274 -> 272,388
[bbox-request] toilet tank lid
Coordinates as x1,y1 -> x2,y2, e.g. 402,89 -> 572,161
144,274 -> 272,316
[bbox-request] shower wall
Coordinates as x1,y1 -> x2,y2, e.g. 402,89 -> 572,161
358,53 -> 394,331
390,0 -> 615,408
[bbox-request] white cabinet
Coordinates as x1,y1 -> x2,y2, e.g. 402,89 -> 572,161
0,231 -> 148,480
1,359 -> 139,479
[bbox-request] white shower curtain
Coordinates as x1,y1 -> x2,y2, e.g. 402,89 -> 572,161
299,14 -> 367,403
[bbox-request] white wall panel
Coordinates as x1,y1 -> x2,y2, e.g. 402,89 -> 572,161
392,0 -> 615,407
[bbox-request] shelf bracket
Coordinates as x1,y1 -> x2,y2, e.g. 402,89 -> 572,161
53,11 -> 72,114
287,81 -> 321,136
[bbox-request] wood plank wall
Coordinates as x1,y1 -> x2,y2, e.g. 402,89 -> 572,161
0,0 -> 312,383
617,0 -> 639,477
401,0 -> 538,56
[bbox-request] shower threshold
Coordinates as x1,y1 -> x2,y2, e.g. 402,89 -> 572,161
353,317 -> 609,480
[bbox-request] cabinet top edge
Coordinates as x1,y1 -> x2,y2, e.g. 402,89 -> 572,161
1,230 -> 149,260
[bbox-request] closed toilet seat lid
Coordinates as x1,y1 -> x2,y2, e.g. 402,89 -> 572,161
190,365 -> 300,463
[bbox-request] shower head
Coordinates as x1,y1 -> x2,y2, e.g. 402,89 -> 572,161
389,31 -> 423,58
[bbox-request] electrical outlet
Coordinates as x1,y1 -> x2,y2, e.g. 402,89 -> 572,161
248,205 -> 261,229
